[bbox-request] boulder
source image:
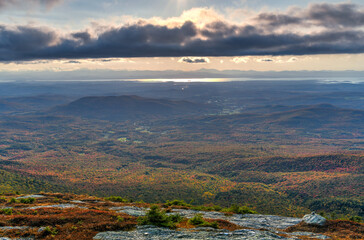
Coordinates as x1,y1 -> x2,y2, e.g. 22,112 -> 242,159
302,212 -> 327,226
16,194 -> 45,199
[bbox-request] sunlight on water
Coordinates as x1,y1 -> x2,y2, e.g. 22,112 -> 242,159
2,77 -> 364,83
135,78 -> 231,82
318,77 -> 364,84
135,77 -> 364,83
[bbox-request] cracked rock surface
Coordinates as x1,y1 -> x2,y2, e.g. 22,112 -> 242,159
93,225 -> 291,240
97,207 -> 331,240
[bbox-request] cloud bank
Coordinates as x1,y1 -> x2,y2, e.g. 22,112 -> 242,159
0,0 -> 62,10
0,3 -> 363,61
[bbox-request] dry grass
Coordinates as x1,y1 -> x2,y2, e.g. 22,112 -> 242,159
0,193 -> 138,240
285,220 -> 364,240
2,193 -> 362,240
1,207 -> 137,239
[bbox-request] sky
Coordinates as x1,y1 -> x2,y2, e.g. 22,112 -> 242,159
0,0 -> 364,77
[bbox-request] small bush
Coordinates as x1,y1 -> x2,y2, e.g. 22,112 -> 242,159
0,208 -> 13,215
206,221 -> 219,229
191,205 -> 223,212
165,199 -> 191,207
116,216 -> 125,222
105,196 -> 129,203
138,205 -> 182,228
213,205 -> 223,211
168,213 -> 183,223
188,214 -> 218,229
0,197 -> 6,203
9,198 -> 17,204
349,216 -> 362,223
42,226 -> 58,236
223,204 -> 257,214
70,225 -> 78,231
19,197 -> 35,204
188,214 -> 205,225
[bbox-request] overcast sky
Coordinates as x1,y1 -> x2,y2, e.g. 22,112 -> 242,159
0,0 -> 364,75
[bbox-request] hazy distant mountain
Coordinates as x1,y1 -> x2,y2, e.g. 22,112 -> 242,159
0,95 -> 74,115
52,95 -> 214,121
266,104 -> 364,128
1,69 -> 364,82
175,104 -> 364,133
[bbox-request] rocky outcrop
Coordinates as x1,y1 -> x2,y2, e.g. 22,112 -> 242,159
289,231 -> 330,239
0,194 -> 335,240
93,225 -> 290,240
16,195 -> 45,199
26,204 -> 85,210
111,206 -> 150,217
113,207 -> 303,230
302,212 -> 327,226
102,207 -> 331,239
93,226 -> 332,240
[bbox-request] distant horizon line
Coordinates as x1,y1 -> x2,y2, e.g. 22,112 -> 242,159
1,76 -> 364,84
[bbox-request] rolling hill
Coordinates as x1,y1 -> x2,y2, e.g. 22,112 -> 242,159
266,104 -> 364,128
52,95 -> 215,121
175,104 -> 364,132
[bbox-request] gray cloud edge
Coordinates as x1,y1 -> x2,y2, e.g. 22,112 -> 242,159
0,2 -> 363,61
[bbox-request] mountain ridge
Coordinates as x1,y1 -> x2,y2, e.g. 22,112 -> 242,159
51,95 -> 214,121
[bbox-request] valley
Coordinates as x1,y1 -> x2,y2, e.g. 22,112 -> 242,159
0,80 -> 363,220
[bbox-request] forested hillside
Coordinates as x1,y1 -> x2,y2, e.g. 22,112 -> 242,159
0,81 -> 363,219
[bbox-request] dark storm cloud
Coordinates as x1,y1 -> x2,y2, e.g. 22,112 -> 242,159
0,25 -> 58,61
0,3 -> 363,61
200,21 -> 240,38
255,3 -> 364,28
0,0 -> 62,10
255,13 -> 302,27
97,21 -> 197,45
72,31 -> 92,44
306,3 -> 364,28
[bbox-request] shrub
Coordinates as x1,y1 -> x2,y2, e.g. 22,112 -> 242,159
191,205 -> 223,212
188,214 -> 218,229
0,208 -> 13,215
116,216 -> 125,222
0,197 -> 6,203
164,199 -> 191,207
105,196 -> 129,203
349,216 -> 362,223
138,205 -> 182,228
188,214 -> 204,225
213,205 -> 223,211
206,221 -> 219,229
42,226 -> 58,236
168,213 -> 183,223
9,198 -> 17,204
223,204 -> 257,214
20,197 -> 35,204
